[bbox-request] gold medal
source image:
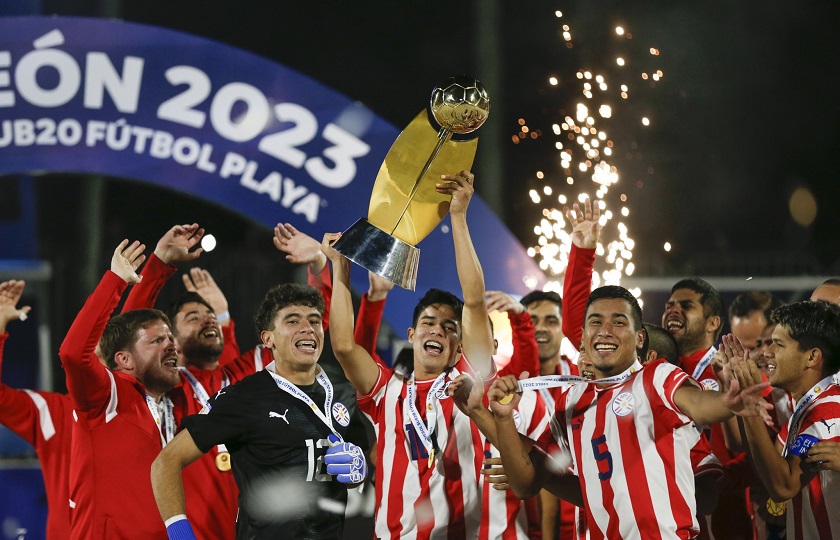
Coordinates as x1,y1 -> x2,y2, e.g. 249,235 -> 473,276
216,451 -> 231,472
427,448 -> 436,468
499,393 -> 514,405
766,498 -> 786,517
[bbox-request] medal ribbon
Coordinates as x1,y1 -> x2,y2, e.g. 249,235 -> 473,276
405,372 -> 449,461
179,367 -> 231,454
515,359 -> 644,393
145,394 -> 176,447
268,368 -> 342,441
781,375 -> 834,457
691,346 -> 717,381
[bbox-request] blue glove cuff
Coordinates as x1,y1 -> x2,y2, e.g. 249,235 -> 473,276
165,515 -> 197,540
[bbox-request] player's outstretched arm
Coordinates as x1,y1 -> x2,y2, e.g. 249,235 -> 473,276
354,271 -> 393,365
321,234 -> 380,395
60,240 -> 144,411
486,290 -> 539,377
561,198 -> 600,350
151,429 -> 204,540
675,334 -> 773,426
486,377 -> 548,499
122,223 -> 203,312
731,357 -> 817,501
274,222 -> 327,274
437,171 -> 494,378
0,280 -> 30,334
274,223 -> 333,330
182,267 -> 229,325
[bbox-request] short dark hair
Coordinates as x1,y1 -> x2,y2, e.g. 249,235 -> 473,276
728,291 -> 783,325
254,283 -> 325,334
643,323 -> 679,365
585,286 -> 643,331
411,289 -> 463,328
819,278 -> 840,288
393,346 -> 413,375
100,309 -> 171,369
166,292 -> 214,334
520,290 -> 562,311
772,301 -> 840,376
671,277 -> 725,339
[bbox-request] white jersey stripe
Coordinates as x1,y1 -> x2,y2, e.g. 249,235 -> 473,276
542,361 -> 699,539
105,369 -> 118,423
23,390 -> 56,441
253,344 -> 265,371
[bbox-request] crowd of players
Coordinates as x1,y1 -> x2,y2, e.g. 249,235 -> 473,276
0,170 -> 838,539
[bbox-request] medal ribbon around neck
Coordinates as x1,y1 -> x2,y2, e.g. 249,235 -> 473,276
145,394 -> 176,448
692,346 -> 717,380
782,375 -> 834,457
268,368 -> 342,441
501,359 -> 644,404
179,367 -> 231,454
405,371 -> 449,464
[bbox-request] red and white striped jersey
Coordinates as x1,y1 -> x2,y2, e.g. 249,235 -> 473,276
0,333 -> 74,539
480,388 -> 551,540
769,386 -> 795,434
536,359 -> 700,540
778,382 -> 840,539
357,357 -> 488,539
574,415 -> 721,540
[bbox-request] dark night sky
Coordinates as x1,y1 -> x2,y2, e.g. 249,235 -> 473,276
106,0 -> 840,277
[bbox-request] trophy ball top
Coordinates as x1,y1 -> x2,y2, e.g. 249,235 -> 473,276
430,76 -> 490,134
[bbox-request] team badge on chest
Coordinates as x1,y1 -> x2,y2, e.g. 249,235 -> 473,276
612,391 -> 635,417
699,378 -> 719,391
332,402 -> 351,426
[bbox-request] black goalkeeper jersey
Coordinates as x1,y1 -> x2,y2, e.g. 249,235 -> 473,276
182,368 -> 359,540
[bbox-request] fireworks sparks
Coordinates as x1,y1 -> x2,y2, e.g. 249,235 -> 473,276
517,12 -> 667,305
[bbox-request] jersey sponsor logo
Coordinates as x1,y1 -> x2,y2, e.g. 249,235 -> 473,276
699,378 -> 719,391
269,409 -> 290,424
612,391 -> 635,417
332,402 -> 351,427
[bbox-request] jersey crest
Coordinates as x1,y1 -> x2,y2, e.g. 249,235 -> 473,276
612,391 -> 635,416
699,378 -> 719,391
332,402 -> 351,427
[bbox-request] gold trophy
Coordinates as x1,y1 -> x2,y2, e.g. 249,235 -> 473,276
332,76 -> 490,290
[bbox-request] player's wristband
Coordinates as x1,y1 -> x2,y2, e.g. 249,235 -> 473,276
216,310 -> 230,323
165,515 -> 197,540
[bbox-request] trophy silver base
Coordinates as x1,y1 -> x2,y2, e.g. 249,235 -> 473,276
332,218 -> 420,291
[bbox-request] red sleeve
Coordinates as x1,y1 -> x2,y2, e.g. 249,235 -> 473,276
217,319 -> 241,367
691,432 -> 724,478
717,452 -> 753,491
355,293 -> 386,366
307,264 -> 332,331
59,271 -> 127,413
0,332 -> 40,445
500,311 -> 539,378
562,245 -> 595,351
121,253 -> 176,312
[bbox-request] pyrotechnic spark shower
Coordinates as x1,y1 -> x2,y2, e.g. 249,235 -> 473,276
515,11 -> 667,305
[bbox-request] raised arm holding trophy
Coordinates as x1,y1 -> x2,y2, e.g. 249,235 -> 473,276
332,76 -> 490,290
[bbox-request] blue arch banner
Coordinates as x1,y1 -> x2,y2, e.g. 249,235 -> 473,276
0,16 -> 545,331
